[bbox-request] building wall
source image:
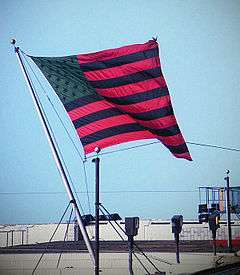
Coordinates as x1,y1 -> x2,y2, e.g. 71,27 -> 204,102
0,220 -> 240,247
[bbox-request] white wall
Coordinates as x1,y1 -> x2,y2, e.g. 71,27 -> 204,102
1,220 -> 240,247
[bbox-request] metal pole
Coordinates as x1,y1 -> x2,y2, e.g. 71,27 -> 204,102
11,39 -> 95,266
212,231 -> 216,256
22,230 -> 24,245
224,170 -> 232,252
175,233 -> 180,263
6,232 -> 9,247
11,231 -> 14,246
92,146 -> 101,275
128,236 -> 134,275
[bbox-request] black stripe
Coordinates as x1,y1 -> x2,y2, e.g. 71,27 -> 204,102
65,85 -> 169,112
89,67 -> 162,89
81,123 -> 144,146
131,105 -> 173,121
80,123 -> 183,146
80,47 -> 159,72
165,143 -> 189,154
105,86 -> 169,105
151,124 -> 180,137
73,108 -> 123,128
73,104 -> 173,129
65,94 -> 103,112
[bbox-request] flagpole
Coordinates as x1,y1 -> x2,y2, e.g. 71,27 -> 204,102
11,39 -> 95,267
92,146 -> 101,275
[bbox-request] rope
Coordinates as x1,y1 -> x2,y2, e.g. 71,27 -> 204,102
56,208 -> 73,268
0,189 -> 198,195
132,252 -> 150,274
99,207 -> 125,241
32,202 -> 71,275
100,204 -> 169,272
187,141 -> 240,152
22,52 -> 85,214
21,50 -> 85,163
99,206 -> 151,274
85,141 -> 240,159
22,51 -> 92,216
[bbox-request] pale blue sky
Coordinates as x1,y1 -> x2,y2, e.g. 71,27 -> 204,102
1,0 -> 240,223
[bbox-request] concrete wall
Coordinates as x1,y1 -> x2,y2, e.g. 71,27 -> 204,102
1,220 -> 240,247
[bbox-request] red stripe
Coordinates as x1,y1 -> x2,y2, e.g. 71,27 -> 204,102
113,95 -> 170,114
84,131 -> 156,154
96,77 -> 166,97
136,115 -> 177,129
158,133 -> 185,146
173,152 -> 192,161
83,57 -> 160,81
68,100 -> 113,121
211,239 -> 240,245
77,40 -> 158,64
76,115 -> 137,137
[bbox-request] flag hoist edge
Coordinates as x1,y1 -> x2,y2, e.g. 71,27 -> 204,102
30,39 -> 192,160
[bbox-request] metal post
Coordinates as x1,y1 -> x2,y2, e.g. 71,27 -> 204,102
11,231 -> 14,246
212,231 -> 216,256
6,232 -> 9,247
21,230 -> 24,245
224,170 -> 232,252
175,233 -> 180,263
92,146 -> 101,275
128,236 -> 134,275
11,39 -> 95,266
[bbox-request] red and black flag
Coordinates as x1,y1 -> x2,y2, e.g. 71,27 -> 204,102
30,39 -> 192,160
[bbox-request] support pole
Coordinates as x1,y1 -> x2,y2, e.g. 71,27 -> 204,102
175,233 -> 180,263
11,231 -> 14,247
11,39 -> 95,266
212,231 -> 217,256
92,146 -> 101,275
6,232 -> 9,247
21,230 -> 24,245
224,170 -> 232,252
128,236 -> 134,275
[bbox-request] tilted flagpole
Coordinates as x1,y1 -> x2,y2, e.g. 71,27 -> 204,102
11,39 -> 95,267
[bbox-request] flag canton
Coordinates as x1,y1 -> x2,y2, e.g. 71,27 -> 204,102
31,55 -> 96,104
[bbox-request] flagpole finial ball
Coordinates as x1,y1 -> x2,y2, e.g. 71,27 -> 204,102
11,39 -> 16,45
94,146 -> 101,154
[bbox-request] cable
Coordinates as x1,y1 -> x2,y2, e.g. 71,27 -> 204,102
100,204 -> 169,271
21,50 -> 85,163
22,51 -> 92,216
56,208 -> 73,269
99,205 -> 151,274
132,252 -> 151,275
99,206 -> 126,241
86,140 -> 240,159
134,242 -> 171,267
186,142 -> 240,152
100,204 -> 126,235
22,52 -> 85,214
0,190 -> 198,195
32,202 -> 71,275
85,141 -> 160,159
